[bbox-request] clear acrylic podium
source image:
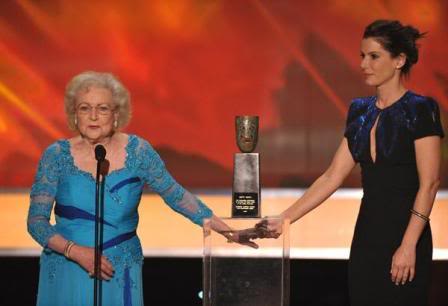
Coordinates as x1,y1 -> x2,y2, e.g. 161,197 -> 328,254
203,217 -> 290,306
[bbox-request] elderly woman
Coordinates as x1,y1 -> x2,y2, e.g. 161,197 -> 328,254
27,71 -> 252,306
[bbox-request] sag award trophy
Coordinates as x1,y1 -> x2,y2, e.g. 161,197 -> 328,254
232,116 -> 260,218
203,116 -> 290,306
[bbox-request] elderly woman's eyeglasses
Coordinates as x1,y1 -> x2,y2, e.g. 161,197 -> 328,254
76,103 -> 115,116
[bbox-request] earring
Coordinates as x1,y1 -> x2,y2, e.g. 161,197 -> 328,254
114,119 -> 118,129
74,117 -> 78,126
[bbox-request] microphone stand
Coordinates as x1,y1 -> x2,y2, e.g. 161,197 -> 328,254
94,146 -> 107,306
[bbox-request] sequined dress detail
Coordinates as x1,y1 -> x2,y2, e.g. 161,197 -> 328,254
27,134 -> 213,306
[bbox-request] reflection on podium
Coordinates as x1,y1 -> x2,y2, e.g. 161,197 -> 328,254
203,217 -> 290,306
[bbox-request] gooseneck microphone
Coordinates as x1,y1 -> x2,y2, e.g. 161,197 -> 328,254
94,144 -> 106,306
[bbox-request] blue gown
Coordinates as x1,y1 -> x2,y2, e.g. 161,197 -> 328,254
27,134 -> 213,306
344,91 -> 444,306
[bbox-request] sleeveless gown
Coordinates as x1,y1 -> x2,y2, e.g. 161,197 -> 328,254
27,134 -> 213,306
344,91 -> 444,306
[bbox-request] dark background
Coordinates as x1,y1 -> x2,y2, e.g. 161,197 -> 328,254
1,257 -> 447,306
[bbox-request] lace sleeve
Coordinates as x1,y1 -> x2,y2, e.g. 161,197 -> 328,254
27,143 -> 61,247
137,139 -> 213,226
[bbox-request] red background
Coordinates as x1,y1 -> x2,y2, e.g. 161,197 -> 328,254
0,0 -> 447,188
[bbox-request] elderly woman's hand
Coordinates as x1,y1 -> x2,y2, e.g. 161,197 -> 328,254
222,229 -> 259,249
69,245 -> 115,280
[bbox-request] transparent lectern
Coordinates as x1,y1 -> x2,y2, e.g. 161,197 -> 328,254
203,217 -> 290,306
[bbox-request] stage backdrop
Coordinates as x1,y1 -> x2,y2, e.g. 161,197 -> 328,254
0,0 -> 447,188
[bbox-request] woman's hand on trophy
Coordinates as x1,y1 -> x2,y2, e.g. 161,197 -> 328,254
69,245 -> 115,280
221,229 -> 259,249
209,215 -> 259,248
255,217 -> 284,239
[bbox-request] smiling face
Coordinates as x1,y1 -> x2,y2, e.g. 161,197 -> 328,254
75,86 -> 118,143
360,37 -> 406,88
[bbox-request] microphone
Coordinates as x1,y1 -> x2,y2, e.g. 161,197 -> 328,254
95,145 -> 106,162
93,143 -> 107,306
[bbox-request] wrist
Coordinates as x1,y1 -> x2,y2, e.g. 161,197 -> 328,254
279,212 -> 289,220
401,239 -> 417,248
221,230 -> 237,243
67,243 -> 80,260
63,240 -> 75,259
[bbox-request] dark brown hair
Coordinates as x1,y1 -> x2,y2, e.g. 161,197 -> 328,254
364,20 -> 425,76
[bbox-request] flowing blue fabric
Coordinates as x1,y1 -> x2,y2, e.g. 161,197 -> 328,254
27,134 -> 213,306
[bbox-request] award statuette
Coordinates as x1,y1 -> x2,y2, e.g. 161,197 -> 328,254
232,116 -> 260,218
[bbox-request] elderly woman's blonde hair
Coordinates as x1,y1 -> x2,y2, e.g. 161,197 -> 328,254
65,71 -> 131,131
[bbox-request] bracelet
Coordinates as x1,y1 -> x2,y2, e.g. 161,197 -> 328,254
410,209 -> 430,222
221,230 -> 235,242
64,240 -> 75,259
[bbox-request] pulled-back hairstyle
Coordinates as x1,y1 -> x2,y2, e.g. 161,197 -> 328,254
363,20 -> 425,76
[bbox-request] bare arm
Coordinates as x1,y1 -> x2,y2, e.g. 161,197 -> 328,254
402,136 -> 441,244
46,234 -> 68,254
280,138 -> 356,223
391,136 -> 441,285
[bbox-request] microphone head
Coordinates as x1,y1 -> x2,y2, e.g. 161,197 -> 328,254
95,145 -> 106,161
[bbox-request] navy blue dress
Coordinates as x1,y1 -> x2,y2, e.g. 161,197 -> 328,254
344,91 -> 444,306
